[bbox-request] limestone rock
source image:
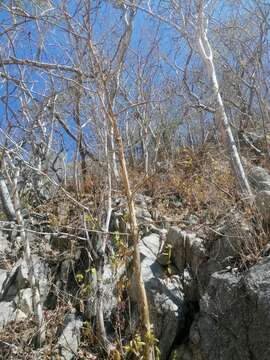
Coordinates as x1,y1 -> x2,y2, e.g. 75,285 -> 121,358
181,268 -> 199,302
255,190 -> 270,224
167,227 -> 206,274
135,206 -> 153,225
248,165 -> 270,191
15,288 -> 33,315
130,233 -> 187,360
197,215 -> 253,294
0,301 -> 16,329
193,258 -> 270,360
85,261 -> 126,322
0,231 -> 9,253
0,257 -> 49,303
140,233 -> 161,259
56,312 -> 83,360
0,259 -> 29,301
170,344 -> 193,360
0,269 -> 7,294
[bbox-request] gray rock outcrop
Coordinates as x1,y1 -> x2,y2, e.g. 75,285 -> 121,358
248,165 -> 270,191
167,227 -> 206,274
247,165 -> 270,223
130,233 -> 188,360
189,258 -> 270,360
56,312 -> 83,360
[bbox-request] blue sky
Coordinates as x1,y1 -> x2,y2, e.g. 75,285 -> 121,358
0,0 -> 269,159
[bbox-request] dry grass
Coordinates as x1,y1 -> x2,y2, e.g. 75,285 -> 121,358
128,145 -> 270,269
128,146 -> 238,224
1,143 -> 270,359
237,205 -> 270,270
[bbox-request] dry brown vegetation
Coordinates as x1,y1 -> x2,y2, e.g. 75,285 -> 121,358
135,146 -> 237,220
1,141 -> 270,359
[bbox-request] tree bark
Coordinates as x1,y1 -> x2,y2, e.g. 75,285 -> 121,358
196,2 -> 252,198
0,174 -> 16,221
107,106 -> 154,359
12,167 -> 45,347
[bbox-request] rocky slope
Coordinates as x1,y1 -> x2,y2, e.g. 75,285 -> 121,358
1,163 -> 270,359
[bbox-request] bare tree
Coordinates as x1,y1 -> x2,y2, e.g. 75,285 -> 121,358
1,154 -> 45,346
131,0 -> 253,197
194,0 -> 252,196
85,2 -> 155,357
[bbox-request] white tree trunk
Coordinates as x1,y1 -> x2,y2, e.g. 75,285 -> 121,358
95,127 -> 115,353
0,175 -> 16,221
12,168 -> 45,347
110,124 -> 119,180
196,3 -> 252,197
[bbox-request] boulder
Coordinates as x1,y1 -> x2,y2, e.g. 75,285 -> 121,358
0,259 -> 29,300
210,221 -> 252,261
0,269 -> 7,293
15,288 -> 33,315
191,258 -> 270,360
0,230 -> 9,253
130,233 -> 187,360
167,227 -> 206,274
56,312 -> 83,360
197,258 -> 223,296
122,194 -> 154,231
181,268 -> 199,302
140,233 -> 161,258
169,344 -> 193,360
110,195 -> 153,233
0,301 -> 16,329
85,260 -> 126,323
134,194 -> 152,207
255,190 -> 270,224
248,165 -> 270,191
98,263 -> 126,319
166,227 -> 186,272
135,206 -> 153,225
0,257 -> 49,303
0,300 -> 27,329
197,216 -> 253,294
